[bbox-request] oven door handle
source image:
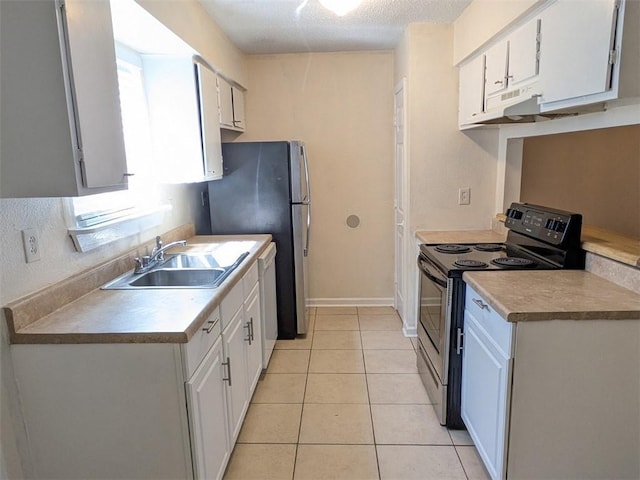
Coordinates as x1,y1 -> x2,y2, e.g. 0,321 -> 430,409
418,257 -> 447,288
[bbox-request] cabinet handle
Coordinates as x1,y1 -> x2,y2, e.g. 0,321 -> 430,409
456,328 -> 464,355
202,318 -> 218,334
472,298 -> 489,310
222,357 -> 232,386
494,80 -> 504,85
244,321 -> 252,345
249,317 -> 254,342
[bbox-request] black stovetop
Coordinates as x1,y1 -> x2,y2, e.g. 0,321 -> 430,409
419,202 -> 585,278
419,241 -> 558,277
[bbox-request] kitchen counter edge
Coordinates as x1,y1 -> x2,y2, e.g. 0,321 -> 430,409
463,270 -> 640,322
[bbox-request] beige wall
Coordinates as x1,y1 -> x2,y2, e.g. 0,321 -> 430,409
241,51 -> 395,302
401,24 -> 499,232
135,0 -> 247,86
520,125 -> 640,237
453,0 -> 539,64
393,23 -> 499,332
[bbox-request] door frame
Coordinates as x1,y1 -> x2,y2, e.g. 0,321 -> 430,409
394,78 -> 410,325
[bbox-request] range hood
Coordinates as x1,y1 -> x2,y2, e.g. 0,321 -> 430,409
464,82 -> 605,127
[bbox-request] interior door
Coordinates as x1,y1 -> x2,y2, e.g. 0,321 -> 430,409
394,80 -> 407,321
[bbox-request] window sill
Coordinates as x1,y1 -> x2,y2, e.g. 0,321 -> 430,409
68,204 -> 171,252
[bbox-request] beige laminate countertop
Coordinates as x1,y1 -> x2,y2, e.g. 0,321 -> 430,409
4,234 -> 272,344
415,230 -> 506,244
463,270 -> 640,322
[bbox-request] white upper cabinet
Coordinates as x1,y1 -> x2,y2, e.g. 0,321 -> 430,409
218,76 -> 235,128
484,41 -> 509,99
507,19 -> 540,88
458,55 -> 486,125
196,63 -> 224,180
538,0 -> 619,107
144,57 -> 223,183
484,19 -> 541,112
232,86 -> 246,130
458,0 -> 638,128
218,76 -> 246,132
0,0 -> 128,198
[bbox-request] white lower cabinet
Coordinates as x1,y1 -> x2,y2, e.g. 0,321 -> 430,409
461,289 -> 514,480
221,305 -> 250,444
461,283 -> 640,480
244,282 -> 263,393
220,260 -> 262,444
186,335 -> 230,480
10,259 -> 264,479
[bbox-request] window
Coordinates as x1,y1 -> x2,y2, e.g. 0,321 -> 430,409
66,43 -> 169,252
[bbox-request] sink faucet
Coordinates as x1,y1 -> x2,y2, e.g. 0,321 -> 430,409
134,236 -> 187,274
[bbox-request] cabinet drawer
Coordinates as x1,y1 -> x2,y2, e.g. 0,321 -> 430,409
183,307 -> 221,379
221,280 -> 244,330
465,285 -> 514,357
242,261 -> 259,295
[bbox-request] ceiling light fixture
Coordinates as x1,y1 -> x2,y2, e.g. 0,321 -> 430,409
318,0 -> 363,17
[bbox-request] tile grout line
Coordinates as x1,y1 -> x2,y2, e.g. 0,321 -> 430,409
359,314 -> 383,480
237,308 -> 478,479
291,313 -> 315,479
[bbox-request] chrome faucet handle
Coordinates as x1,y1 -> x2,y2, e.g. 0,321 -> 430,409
134,255 -> 152,274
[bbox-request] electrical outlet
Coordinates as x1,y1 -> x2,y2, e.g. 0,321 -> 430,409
22,229 -> 41,263
458,187 -> 471,205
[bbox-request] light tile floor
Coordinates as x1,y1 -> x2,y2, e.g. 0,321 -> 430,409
223,307 -> 490,480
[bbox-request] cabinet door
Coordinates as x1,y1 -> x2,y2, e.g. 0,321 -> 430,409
461,309 -> 512,480
508,19 -> 540,87
458,54 -> 486,125
196,63 -> 223,180
484,41 -> 508,98
186,337 -> 230,480
222,308 -> 249,443
143,56 -> 203,183
0,0 -> 127,197
61,0 -> 128,189
218,76 -> 235,128
231,86 -> 246,130
244,282 -> 262,393
538,0 -> 618,104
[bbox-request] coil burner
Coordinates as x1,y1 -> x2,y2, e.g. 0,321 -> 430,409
491,257 -> 535,268
474,243 -> 503,252
453,259 -> 489,269
435,244 -> 471,254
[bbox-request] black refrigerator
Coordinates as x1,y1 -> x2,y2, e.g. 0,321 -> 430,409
207,141 -> 311,339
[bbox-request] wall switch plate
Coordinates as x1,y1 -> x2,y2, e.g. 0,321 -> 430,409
458,187 -> 471,205
22,228 -> 41,263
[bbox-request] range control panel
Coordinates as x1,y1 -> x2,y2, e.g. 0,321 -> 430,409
505,202 -> 582,247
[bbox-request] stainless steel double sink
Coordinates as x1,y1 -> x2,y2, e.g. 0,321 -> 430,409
102,251 -> 250,290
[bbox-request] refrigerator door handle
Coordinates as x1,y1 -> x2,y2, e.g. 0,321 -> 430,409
301,144 -> 311,203
305,202 -> 311,257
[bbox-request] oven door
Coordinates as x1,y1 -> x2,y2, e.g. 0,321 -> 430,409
417,254 -> 451,383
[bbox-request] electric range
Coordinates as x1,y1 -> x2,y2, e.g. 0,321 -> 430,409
416,202 -> 585,428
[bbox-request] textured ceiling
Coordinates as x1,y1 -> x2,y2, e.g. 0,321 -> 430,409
198,0 -> 472,54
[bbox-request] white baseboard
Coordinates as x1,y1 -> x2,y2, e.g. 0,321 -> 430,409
403,325 -> 417,337
308,298 -> 394,307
